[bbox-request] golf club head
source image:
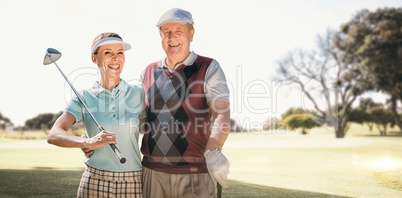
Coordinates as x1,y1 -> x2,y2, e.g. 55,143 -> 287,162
43,48 -> 62,65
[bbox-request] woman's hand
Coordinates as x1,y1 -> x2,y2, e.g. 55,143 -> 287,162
81,131 -> 117,156
81,134 -> 93,158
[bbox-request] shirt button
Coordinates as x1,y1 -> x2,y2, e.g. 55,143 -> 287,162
112,114 -> 116,118
111,98 -> 115,101
112,107 -> 115,110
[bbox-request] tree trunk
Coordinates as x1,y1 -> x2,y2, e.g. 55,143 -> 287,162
335,122 -> 346,138
367,123 -> 373,132
301,128 -> 307,135
335,128 -> 345,138
376,125 -> 388,136
390,96 -> 402,132
335,111 -> 349,138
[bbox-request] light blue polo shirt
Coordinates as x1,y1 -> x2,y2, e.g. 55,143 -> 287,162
65,79 -> 145,172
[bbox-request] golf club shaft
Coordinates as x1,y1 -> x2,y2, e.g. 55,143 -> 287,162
217,183 -> 222,198
48,54 -> 126,164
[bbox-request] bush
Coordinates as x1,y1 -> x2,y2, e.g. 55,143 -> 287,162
283,114 -> 320,134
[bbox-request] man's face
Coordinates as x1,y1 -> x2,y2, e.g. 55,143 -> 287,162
160,22 -> 195,63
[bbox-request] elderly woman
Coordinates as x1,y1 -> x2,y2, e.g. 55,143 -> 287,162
47,32 -> 144,198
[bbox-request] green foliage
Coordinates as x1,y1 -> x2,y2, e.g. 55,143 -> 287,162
348,8 -> 402,95
358,98 -> 382,110
348,98 -> 380,124
281,107 -> 304,119
349,98 -> 385,131
368,105 -> 395,135
335,8 -> 402,131
25,111 -> 63,130
280,108 -> 325,134
283,114 -> 320,134
348,107 -> 377,132
348,108 -> 372,124
0,112 -> 13,129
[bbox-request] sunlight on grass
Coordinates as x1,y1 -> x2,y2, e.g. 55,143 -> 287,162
372,169 -> 402,191
0,148 -> 85,170
371,158 -> 402,171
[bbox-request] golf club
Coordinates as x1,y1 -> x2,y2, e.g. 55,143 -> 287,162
43,48 -> 126,164
217,183 -> 222,198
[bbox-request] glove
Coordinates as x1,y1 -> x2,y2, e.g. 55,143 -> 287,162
204,148 -> 230,188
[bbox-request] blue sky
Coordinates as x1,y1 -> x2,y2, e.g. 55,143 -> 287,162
1,0 -> 401,127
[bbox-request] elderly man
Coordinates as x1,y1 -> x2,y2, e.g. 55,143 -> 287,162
141,8 -> 231,198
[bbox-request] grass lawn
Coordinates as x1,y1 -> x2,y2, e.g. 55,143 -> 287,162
1,125 -> 402,197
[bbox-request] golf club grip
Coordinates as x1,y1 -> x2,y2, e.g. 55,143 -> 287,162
109,144 -> 126,164
217,183 -> 222,198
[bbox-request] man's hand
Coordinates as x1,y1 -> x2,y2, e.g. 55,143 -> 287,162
204,148 -> 230,188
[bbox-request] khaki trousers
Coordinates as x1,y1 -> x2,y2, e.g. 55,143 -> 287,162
142,167 -> 215,198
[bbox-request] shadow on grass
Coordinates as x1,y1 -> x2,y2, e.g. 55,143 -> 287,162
360,131 -> 402,137
224,180 -> 351,198
0,168 -> 84,198
0,168 -> 351,198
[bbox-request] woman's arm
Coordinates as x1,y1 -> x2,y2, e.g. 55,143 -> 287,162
48,112 -> 117,150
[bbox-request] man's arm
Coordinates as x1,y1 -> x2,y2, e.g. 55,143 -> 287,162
204,59 -> 230,149
204,99 -> 231,188
206,99 -> 230,151
202,58 -> 231,187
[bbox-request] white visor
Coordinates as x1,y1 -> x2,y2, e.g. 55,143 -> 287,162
91,37 -> 131,54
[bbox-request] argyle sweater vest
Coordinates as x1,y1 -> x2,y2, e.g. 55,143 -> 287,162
141,55 -> 214,174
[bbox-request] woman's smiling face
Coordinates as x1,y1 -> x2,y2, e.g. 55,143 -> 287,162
92,43 -> 125,78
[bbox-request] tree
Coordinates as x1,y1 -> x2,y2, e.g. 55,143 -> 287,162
0,112 -> 13,130
283,114 -> 320,134
335,8 -> 402,132
275,30 -> 368,138
281,107 -> 304,120
349,98 -> 382,131
368,106 -> 395,135
358,98 -> 382,110
25,112 -> 63,130
348,108 -> 374,131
